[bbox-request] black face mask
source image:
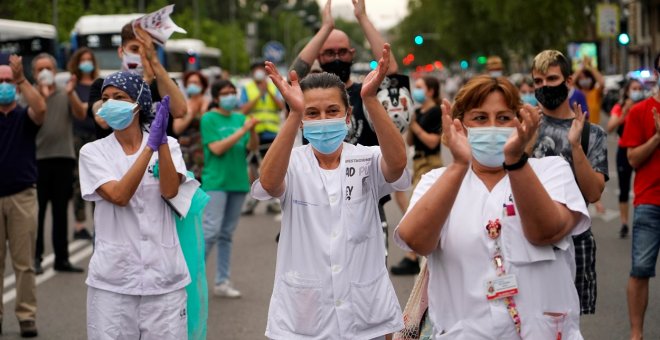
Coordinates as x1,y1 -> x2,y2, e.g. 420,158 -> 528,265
320,60 -> 352,83
535,82 -> 569,110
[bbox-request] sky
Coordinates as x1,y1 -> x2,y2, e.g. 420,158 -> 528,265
316,0 -> 409,30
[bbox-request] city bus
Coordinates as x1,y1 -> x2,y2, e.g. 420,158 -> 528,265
0,19 -> 58,81
164,39 -> 221,74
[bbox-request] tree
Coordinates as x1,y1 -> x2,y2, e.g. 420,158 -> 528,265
393,0 -> 598,70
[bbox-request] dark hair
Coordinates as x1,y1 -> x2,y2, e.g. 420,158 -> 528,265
250,60 -> 265,71
620,78 -> 643,104
299,72 -> 349,109
654,53 -> 660,70
183,71 -> 209,93
451,75 -> 521,121
67,47 -> 99,80
422,76 -> 441,106
210,79 -> 236,99
121,23 -> 136,46
516,76 -> 534,89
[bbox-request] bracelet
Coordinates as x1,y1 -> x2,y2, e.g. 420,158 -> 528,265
16,78 -> 26,85
502,153 -> 528,171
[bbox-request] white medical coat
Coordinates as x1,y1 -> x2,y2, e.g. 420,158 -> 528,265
395,157 -> 590,339
79,133 -> 191,296
252,143 -> 410,340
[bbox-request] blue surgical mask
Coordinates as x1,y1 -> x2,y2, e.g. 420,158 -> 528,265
186,84 -> 202,96
0,83 -> 17,105
303,117 -> 348,154
521,93 -> 538,106
630,90 -> 645,102
97,99 -> 138,130
219,94 -> 238,111
79,61 -> 94,73
412,88 -> 426,103
466,126 -> 515,167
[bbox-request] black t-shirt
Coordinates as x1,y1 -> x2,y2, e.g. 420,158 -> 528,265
345,83 -> 379,147
0,105 -> 40,196
73,83 -> 96,135
412,105 -> 441,154
88,77 -> 176,139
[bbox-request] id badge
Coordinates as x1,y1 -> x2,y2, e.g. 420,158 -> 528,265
484,274 -> 519,300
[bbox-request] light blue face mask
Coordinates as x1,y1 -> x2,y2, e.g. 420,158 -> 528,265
186,84 -> 202,96
219,94 -> 238,111
79,61 -> 95,74
303,116 -> 348,154
521,93 -> 537,106
0,83 -> 17,105
412,88 -> 426,103
97,99 -> 138,130
466,126 -> 515,167
630,90 -> 645,102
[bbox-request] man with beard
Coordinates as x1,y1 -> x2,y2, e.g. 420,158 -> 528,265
530,50 -> 608,315
290,0 -> 399,146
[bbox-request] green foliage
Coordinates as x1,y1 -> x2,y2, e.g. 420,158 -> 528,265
393,0 -> 598,69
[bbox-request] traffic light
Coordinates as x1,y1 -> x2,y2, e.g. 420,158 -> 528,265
618,33 -> 630,46
403,53 -> 415,66
460,60 -> 469,70
414,35 -> 424,45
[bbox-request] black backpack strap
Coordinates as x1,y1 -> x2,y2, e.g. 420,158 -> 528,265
581,120 -> 590,155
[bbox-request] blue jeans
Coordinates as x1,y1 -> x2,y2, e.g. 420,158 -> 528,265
203,191 -> 247,285
630,204 -> 660,278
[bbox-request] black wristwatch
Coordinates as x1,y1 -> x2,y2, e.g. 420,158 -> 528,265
503,153 -> 529,171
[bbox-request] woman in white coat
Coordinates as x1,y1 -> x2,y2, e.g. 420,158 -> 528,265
79,72 -> 190,339
252,44 -> 409,339
396,75 -> 590,339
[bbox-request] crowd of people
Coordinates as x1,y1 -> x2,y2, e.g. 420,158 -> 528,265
0,0 -> 659,339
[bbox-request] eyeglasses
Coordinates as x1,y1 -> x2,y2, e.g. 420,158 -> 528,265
320,48 -> 351,59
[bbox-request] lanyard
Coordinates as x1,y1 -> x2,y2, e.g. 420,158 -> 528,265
486,212 -> 522,335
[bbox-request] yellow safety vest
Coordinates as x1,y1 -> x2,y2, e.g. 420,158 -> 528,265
244,81 -> 281,134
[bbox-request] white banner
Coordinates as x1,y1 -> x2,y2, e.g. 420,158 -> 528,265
132,4 -> 187,46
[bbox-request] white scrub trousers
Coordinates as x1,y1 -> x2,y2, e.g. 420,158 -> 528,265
86,287 -> 187,340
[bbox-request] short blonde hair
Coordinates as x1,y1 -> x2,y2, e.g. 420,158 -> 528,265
531,50 -> 571,79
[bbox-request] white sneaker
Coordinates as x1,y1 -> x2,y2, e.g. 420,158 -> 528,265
213,282 -> 242,298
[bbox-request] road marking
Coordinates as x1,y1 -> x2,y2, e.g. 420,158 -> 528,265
2,244 -> 94,304
3,240 -> 90,289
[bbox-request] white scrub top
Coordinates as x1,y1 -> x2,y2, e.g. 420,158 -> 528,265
395,157 -> 590,340
252,143 -> 410,340
79,133 -> 191,296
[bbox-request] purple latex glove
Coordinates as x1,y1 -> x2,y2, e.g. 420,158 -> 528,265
147,95 -> 170,151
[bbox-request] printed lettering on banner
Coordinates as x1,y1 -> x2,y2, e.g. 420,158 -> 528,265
132,4 -> 187,46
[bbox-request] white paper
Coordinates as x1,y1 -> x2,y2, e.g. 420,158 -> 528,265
132,4 -> 187,46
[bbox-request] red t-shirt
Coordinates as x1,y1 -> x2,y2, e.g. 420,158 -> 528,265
619,97 -> 660,206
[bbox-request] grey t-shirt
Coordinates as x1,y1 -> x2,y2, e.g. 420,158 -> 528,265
36,87 -> 75,160
532,114 -> 609,181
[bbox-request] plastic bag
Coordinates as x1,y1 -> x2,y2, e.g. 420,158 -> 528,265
175,183 -> 210,340
394,258 -> 434,340
154,162 -> 209,339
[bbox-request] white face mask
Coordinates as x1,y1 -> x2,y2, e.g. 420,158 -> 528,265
38,69 -> 55,86
578,78 -> 593,89
253,70 -> 266,81
489,70 -> 503,78
121,52 -> 144,75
